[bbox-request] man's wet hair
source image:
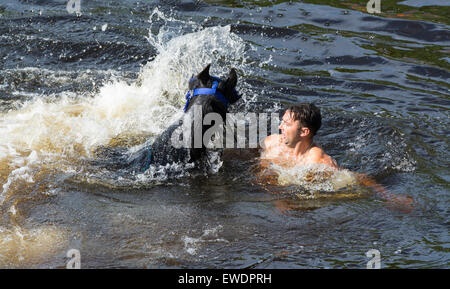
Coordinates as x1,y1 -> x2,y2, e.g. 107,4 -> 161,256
285,103 -> 322,136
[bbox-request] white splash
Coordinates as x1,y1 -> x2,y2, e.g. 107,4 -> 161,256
0,7 -> 251,200
182,225 -> 228,256
270,163 -> 358,193
0,225 -> 68,268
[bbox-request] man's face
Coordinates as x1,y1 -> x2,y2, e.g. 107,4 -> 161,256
279,110 -> 302,148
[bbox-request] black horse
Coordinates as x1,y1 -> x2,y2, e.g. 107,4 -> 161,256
132,64 -> 241,172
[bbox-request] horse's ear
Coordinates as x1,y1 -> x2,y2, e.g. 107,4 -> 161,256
197,64 -> 211,84
226,68 -> 237,89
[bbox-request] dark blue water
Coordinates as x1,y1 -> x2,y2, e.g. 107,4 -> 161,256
0,0 -> 448,268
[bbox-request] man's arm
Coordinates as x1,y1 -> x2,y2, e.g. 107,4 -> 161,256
306,148 -> 413,211
355,173 -> 414,212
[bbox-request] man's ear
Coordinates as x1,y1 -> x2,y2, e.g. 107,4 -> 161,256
197,64 -> 211,84
300,126 -> 311,137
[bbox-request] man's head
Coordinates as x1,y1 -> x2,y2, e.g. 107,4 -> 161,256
278,103 -> 322,147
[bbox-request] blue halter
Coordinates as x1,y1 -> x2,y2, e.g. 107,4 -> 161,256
184,76 -> 229,112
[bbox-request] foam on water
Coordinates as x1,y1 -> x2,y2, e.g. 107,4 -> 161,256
182,225 -> 228,256
269,163 -> 359,196
0,225 -> 68,268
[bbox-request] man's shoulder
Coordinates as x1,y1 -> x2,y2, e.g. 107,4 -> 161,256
263,134 -> 281,149
307,146 -> 325,160
306,146 -> 338,168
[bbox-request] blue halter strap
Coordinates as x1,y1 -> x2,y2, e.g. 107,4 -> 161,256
184,76 -> 229,113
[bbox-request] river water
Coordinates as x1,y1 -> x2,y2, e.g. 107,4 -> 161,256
0,0 -> 448,268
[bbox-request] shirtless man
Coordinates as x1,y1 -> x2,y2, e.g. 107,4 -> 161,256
260,103 -> 413,212
262,103 -> 337,169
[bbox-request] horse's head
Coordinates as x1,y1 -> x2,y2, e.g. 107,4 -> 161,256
139,65 -> 239,170
184,64 -> 240,113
